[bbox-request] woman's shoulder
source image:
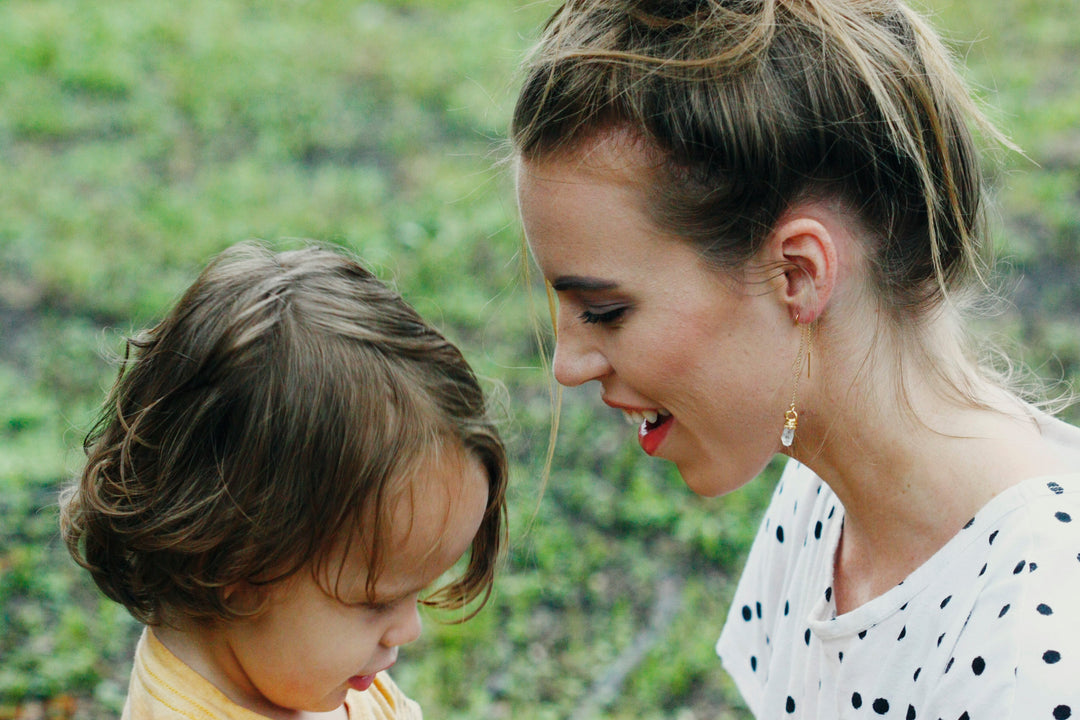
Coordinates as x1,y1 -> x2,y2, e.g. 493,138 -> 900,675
922,470 -> 1080,718
1038,411 -> 1080,466
981,471 -> 1080,557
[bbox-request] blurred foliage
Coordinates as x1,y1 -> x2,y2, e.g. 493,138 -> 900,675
0,0 -> 1077,718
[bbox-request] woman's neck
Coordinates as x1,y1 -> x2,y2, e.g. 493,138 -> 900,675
792,313 -> 1067,613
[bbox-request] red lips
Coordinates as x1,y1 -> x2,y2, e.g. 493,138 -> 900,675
638,412 -> 674,455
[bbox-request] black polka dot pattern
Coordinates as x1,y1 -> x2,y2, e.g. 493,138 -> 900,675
715,461 -> 1080,720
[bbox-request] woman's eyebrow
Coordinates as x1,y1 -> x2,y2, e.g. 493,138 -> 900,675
551,276 -> 618,292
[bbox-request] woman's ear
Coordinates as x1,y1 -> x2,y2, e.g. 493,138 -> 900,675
768,209 -> 840,324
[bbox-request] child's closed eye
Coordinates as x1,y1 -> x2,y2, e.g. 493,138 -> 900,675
351,590 -> 420,614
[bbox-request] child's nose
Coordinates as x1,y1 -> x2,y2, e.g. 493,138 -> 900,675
382,602 -> 423,648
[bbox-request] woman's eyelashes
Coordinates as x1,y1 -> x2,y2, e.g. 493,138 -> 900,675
579,305 -> 627,325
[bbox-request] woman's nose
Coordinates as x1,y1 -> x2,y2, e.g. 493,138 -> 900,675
382,602 -> 423,648
552,322 -> 612,387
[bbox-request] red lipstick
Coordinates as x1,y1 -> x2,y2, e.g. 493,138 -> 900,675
638,414 -> 673,455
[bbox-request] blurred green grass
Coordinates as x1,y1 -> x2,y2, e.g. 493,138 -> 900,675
0,0 -> 1077,718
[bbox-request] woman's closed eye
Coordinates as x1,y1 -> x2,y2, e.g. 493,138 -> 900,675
579,305 -> 627,325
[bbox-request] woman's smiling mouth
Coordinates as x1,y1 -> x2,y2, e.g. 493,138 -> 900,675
637,411 -> 674,455
620,407 -> 671,427
605,401 -> 674,456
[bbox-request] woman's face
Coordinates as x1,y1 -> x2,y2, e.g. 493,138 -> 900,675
517,143 -> 796,496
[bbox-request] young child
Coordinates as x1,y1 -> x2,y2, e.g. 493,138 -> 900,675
60,241 -> 508,720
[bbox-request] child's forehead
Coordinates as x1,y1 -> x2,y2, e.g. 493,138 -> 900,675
327,449 -> 489,595
387,446 -> 487,541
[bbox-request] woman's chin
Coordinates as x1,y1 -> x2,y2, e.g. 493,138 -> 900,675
676,455 -> 768,498
677,466 -> 731,498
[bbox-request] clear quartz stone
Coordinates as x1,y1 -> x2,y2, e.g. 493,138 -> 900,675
780,425 -> 795,447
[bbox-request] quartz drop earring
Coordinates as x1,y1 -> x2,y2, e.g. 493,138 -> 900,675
781,318 -> 812,448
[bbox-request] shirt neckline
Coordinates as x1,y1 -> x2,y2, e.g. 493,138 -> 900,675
808,471 -> 1080,639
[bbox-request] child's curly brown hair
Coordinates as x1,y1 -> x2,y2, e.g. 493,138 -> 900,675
60,241 -> 507,625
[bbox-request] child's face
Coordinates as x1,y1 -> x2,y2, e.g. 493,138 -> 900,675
214,447 -> 489,716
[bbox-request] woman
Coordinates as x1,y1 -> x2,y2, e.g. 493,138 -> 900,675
511,1 -> 1080,718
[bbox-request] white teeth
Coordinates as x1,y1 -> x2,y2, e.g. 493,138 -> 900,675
622,408 -> 671,425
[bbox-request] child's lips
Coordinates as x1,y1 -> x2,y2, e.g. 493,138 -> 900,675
347,661 -> 394,692
347,674 -> 377,692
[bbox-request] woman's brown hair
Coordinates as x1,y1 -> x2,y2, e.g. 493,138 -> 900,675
60,241 -> 507,625
512,0 -> 1012,318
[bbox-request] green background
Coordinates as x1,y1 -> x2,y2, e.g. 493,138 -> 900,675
1,1 -> 1077,718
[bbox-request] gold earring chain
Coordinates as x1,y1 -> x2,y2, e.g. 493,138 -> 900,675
781,322 -> 811,447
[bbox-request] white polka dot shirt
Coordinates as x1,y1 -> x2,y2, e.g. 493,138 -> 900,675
717,416 -> 1080,720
